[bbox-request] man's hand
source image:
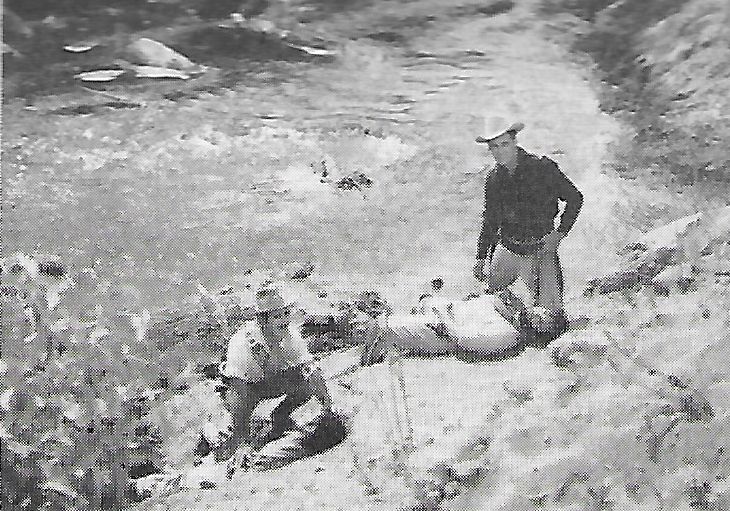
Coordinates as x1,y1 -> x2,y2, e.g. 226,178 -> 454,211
540,230 -> 566,253
249,411 -> 273,444
226,444 -> 253,479
427,305 -> 454,339
473,259 -> 488,282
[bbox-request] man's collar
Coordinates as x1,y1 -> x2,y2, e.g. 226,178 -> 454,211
516,146 -> 528,161
253,331 -> 287,348
495,147 -> 527,176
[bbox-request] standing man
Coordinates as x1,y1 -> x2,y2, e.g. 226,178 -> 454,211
473,117 -> 583,339
216,284 -> 343,473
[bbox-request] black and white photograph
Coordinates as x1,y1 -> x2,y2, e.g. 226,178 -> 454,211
2,0 -> 730,509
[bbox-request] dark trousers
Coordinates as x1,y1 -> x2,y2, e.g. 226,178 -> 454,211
224,365 -> 315,448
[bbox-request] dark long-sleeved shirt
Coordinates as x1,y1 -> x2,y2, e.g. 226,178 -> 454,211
477,148 -> 583,258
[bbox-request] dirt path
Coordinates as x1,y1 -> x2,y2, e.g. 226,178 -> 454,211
129,3 -> 657,510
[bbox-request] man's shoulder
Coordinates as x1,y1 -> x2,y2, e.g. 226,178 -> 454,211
537,155 -> 560,171
231,321 -> 259,341
226,322 -> 261,354
222,322 -> 260,380
522,152 -> 564,184
520,148 -> 559,169
283,328 -> 315,363
483,165 -> 504,185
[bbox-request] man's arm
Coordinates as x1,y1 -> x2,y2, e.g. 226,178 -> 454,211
476,169 -> 502,260
543,157 -> 583,234
475,170 -> 502,281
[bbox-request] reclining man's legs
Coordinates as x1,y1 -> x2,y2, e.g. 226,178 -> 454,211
361,315 -> 453,365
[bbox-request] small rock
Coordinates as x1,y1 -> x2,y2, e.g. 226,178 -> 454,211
676,275 -> 698,293
450,458 -> 483,486
287,261 -> 315,280
336,172 -> 373,190
619,241 -> 648,255
126,38 -> 199,71
585,270 -> 640,295
652,265 -> 698,294
199,480 -> 217,490
503,380 -> 533,403
132,65 -> 190,80
64,43 -> 97,53
442,480 -> 462,499
74,69 -> 125,82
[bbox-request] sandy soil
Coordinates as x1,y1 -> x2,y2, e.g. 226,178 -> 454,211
4,1 -> 728,510
120,3 -> 701,510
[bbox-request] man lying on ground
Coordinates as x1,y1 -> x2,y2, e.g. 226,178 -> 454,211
360,280 -> 559,366
214,284 -> 345,474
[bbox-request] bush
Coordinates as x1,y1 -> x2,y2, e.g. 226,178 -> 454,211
0,254 -> 204,510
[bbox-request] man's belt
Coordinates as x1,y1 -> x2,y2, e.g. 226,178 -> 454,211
501,234 -> 547,256
503,235 -> 545,247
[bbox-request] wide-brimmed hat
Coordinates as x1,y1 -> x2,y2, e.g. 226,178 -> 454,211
254,285 -> 294,314
475,116 -> 525,143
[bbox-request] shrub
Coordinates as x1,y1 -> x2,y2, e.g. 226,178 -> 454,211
0,254 -> 200,510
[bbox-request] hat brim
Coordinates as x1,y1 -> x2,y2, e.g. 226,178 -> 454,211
475,122 -> 525,143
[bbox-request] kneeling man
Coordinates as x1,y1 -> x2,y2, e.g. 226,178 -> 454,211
217,285 -> 342,472
473,117 -> 583,338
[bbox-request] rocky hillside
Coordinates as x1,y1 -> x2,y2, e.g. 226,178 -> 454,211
542,0 -> 730,189
3,1 -> 729,510
131,207 -> 730,511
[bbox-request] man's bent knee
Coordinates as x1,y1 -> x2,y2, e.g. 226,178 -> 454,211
485,279 -> 510,294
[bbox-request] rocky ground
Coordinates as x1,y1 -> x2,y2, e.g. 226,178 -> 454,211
3,0 -> 729,510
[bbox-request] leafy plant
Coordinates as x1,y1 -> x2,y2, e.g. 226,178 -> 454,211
0,254 -> 198,510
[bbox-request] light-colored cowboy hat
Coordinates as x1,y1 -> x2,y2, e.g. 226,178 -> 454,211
475,116 -> 525,143
254,285 -> 295,314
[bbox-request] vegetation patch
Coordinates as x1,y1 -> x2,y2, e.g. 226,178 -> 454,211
542,0 -> 730,190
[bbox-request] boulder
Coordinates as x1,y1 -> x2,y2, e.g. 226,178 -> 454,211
286,260 -> 315,280
638,212 -> 702,251
651,265 -> 699,294
126,38 -> 199,71
591,207 -> 730,296
700,206 -> 730,256
631,207 -> 730,256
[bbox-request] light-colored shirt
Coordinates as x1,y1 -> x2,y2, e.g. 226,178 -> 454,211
388,294 -> 520,357
447,295 -> 520,351
221,322 -> 314,383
